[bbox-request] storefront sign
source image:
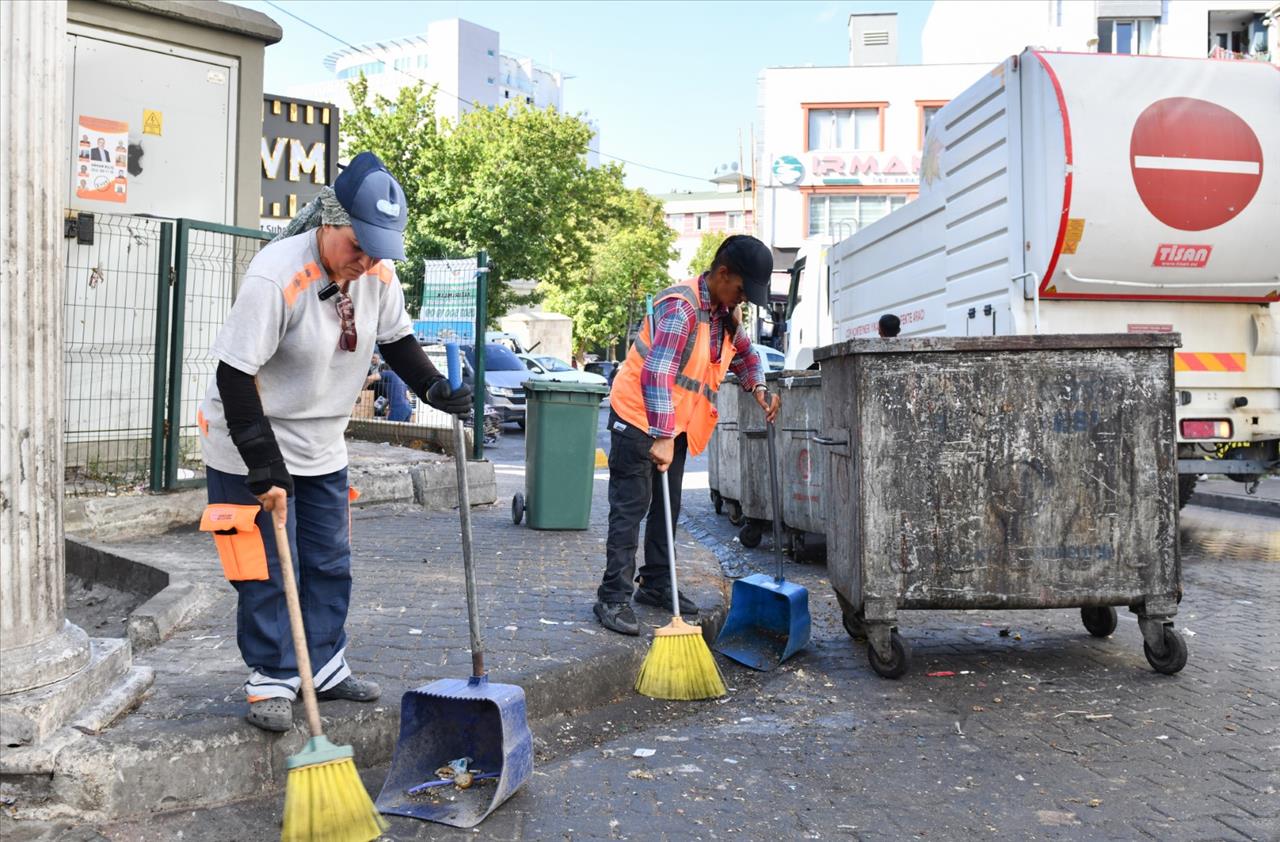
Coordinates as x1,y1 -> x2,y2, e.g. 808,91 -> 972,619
261,94 -> 339,231
772,151 -> 923,187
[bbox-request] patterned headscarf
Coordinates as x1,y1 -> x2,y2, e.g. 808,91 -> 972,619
270,187 -> 351,244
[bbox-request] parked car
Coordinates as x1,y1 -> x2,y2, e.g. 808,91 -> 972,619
518,354 -> 608,386
753,343 -> 785,373
583,360 -> 620,385
419,341 -> 530,428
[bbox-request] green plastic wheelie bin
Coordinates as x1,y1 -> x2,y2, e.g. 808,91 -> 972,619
512,379 -> 609,530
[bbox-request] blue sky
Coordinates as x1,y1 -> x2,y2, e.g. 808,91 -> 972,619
233,0 -> 933,195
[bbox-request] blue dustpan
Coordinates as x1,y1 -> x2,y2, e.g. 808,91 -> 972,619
376,675 -> 533,827
715,421 -> 811,670
377,345 -> 533,827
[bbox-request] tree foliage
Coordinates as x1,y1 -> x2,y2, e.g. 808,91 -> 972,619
687,231 -> 727,277
542,188 -> 676,359
343,78 -> 635,323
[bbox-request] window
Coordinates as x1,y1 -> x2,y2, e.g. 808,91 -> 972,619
1098,18 -> 1154,54
806,106 -> 881,151
923,107 -> 943,136
807,193 -> 908,237
916,100 -> 949,146
695,213 -> 709,231
727,211 -> 744,230
337,61 -> 386,80
487,49 -> 496,57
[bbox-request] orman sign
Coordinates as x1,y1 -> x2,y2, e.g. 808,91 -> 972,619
260,94 -> 340,232
771,151 -> 923,187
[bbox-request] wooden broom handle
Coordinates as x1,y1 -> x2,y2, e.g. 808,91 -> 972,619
272,513 -> 323,739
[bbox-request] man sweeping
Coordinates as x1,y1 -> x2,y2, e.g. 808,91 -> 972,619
595,234 -> 781,636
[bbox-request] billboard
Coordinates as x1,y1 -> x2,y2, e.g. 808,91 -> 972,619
260,94 -> 339,234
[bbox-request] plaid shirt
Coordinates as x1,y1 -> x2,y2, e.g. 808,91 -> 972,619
640,275 -> 764,438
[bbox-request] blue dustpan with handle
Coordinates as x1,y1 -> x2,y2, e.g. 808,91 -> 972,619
714,419 -> 811,670
376,343 -> 533,827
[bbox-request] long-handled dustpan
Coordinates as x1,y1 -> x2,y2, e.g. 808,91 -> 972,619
714,419 -> 811,670
376,343 -> 533,828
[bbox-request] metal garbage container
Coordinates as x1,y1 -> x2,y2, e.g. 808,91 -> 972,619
777,372 -> 826,562
707,422 -> 722,513
735,372 -> 778,548
815,334 -> 1185,679
512,379 -> 609,530
715,377 -> 743,524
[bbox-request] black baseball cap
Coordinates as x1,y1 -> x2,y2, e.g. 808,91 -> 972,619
711,235 -> 774,307
333,151 -> 408,261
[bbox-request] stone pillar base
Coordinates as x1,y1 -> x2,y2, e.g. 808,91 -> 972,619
0,621 -> 91,696
0,637 -> 150,752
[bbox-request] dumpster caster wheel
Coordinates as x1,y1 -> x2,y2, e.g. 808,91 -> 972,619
841,609 -> 865,640
1143,626 -> 1187,675
738,520 -> 764,548
512,493 -> 525,525
868,631 -> 911,679
727,500 -> 743,525
1080,606 -> 1118,638
711,490 -> 723,515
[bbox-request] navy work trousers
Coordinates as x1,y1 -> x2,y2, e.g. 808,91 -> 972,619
206,466 -> 352,701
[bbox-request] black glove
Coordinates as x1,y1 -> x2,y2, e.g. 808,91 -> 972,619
425,376 -> 474,416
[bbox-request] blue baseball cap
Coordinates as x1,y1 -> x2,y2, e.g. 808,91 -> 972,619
333,151 -> 408,261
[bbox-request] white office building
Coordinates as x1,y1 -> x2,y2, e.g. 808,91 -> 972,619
287,17 -> 599,166
660,162 -> 755,282
756,14 -> 985,271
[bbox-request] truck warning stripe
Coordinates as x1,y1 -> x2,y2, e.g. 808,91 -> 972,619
1175,352 -> 1246,372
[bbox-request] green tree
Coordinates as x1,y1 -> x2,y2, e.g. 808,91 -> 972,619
543,188 -> 676,360
343,81 -> 614,322
687,231 -> 727,276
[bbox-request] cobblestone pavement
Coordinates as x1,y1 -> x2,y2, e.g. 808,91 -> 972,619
17,412 -> 1280,840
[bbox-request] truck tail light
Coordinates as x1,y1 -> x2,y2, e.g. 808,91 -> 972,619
1180,419 -> 1232,439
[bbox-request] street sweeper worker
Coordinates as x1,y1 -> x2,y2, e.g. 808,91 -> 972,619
197,151 -> 473,732
594,234 -> 781,636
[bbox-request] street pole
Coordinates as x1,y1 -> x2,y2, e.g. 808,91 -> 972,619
472,250 -> 488,461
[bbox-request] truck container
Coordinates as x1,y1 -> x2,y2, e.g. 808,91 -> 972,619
786,50 -> 1279,502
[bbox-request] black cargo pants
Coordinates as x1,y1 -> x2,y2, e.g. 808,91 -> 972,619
597,410 -> 688,605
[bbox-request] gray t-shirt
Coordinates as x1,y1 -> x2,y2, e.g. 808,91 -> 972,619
199,231 -> 413,476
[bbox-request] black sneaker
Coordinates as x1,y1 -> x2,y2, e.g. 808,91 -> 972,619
634,587 -> 698,616
316,676 -> 381,702
593,601 -> 640,635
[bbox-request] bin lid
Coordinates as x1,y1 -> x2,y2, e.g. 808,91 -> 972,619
523,378 -> 610,396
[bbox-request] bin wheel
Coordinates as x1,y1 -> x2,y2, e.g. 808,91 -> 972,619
1143,625 -> 1188,675
512,493 -> 525,525
868,630 -> 911,679
841,608 -> 865,640
727,500 -> 744,525
711,490 -> 723,515
738,520 -> 764,548
1080,606 -> 1118,638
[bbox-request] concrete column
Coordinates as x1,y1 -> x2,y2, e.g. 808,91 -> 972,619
0,0 -> 90,695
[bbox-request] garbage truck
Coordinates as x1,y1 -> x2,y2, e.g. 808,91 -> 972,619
783,49 -> 1279,506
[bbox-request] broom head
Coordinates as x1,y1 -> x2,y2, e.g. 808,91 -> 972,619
635,617 -> 726,701
282,735 -> 388,842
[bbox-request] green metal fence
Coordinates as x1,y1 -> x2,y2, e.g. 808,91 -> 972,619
164,220 -> 272,489
62,213 -> 170,495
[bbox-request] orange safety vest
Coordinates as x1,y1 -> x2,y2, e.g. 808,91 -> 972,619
609,281 -> 738,457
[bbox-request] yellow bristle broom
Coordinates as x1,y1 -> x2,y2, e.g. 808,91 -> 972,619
635,470 -> 726,701
270,511 -> 386,842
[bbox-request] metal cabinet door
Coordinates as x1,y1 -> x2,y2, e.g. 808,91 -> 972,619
67,30 -> 236,222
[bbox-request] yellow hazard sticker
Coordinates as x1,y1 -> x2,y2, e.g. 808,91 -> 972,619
1061,218 -> 1086,255
142,109 -> 162,136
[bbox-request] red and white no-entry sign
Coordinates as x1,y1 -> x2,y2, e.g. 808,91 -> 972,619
1129,97 -> 1263,231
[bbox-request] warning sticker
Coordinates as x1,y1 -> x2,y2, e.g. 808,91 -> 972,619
1152,244 -> 1212,268
1061,218 -> 1086,255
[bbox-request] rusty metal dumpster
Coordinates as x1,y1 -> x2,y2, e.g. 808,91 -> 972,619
815,335 -> 1185,679
777,372 -> 826,562
735,372 -> 778,548
714,377 -> 743,524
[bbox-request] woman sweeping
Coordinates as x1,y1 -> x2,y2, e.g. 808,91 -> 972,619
198,151 -> 472,732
